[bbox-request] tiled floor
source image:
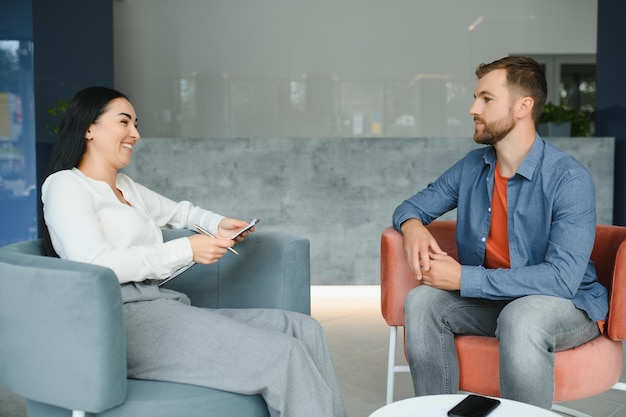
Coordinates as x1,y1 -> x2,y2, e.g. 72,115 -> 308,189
1,285 -> 625,417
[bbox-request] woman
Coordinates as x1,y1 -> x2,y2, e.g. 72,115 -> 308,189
41,86 -> 346,417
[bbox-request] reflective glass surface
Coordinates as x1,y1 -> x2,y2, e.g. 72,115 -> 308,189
0,40 -> 37,246
113,0 -> 597,139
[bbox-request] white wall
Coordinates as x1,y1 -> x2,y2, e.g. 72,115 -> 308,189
113,0 -> 597,139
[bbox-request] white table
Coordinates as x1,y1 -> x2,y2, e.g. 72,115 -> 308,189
369,394 -> 560,417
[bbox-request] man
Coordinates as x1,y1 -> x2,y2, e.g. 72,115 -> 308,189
392,56 -> 608,409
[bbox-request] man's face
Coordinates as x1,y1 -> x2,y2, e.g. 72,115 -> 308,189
470,69 -> 516,145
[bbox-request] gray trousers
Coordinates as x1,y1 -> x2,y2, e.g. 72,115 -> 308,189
404,285 -> 601,409
121,283 -> 346,417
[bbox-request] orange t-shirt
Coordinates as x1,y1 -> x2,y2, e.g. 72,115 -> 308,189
485,162 -> 510,269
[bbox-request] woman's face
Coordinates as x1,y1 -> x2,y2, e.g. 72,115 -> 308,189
84,97 -> 140,170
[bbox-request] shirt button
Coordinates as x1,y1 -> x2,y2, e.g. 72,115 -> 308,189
488,207 -> 492,212
481,237 -> 486,242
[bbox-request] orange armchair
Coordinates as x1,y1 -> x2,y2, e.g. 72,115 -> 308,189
381,221 -> 626,415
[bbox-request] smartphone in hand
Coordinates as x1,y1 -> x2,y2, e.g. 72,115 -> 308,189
231,217 -> 260,239
448,394 -> 500,417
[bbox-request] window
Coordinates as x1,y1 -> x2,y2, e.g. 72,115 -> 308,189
529,54 -> 596,134
0,40 -> 37,245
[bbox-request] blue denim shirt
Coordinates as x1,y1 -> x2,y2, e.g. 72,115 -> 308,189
393,135 -> 608,322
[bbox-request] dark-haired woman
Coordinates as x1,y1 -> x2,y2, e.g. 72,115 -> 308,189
41,86 -> 346,417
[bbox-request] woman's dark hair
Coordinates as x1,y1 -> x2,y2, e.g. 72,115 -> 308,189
41,86 -> 128,257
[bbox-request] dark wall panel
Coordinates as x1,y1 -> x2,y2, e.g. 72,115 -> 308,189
596,0 -> 626,225
32,0 -> 114,236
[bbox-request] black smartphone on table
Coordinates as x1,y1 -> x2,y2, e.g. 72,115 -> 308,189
447,394 -> 500,417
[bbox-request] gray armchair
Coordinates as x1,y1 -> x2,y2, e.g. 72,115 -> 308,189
0,229 -> 311,417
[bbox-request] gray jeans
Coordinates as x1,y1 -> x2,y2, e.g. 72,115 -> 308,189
404,285 -> 600,409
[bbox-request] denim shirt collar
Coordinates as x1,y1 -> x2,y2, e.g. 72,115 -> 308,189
481,133 -> 544,181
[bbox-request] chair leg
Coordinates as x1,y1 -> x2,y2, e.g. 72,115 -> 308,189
551,404 -> 593,417
386,326 -> 411,404
386,326 -> 398,405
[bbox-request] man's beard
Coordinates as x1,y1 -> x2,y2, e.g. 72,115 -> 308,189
473,112 -> 515,145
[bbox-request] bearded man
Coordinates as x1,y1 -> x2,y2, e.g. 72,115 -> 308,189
392,56 -> 608,409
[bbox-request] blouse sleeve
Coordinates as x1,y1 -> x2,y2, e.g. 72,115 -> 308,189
42,171 -> 223,284
122,175 -> 225,235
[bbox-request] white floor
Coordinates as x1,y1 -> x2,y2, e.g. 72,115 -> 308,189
2,285 -> 625,417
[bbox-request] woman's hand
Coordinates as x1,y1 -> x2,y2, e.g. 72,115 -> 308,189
188,234 -> 234,264
217,217 -> 255,243
188,217 -> 255,264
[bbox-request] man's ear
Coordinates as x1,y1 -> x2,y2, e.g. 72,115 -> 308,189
517,96 -> 534,119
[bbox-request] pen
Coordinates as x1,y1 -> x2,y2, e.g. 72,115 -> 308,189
192,224 -> 240,255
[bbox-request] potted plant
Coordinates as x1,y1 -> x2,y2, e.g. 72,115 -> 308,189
537,102 -> 592,137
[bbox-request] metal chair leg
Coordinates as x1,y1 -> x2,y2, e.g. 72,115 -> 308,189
386,326 -> 410,404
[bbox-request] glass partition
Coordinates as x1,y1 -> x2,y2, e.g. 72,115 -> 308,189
0,40 -> 37,246
113,0 -> 597,139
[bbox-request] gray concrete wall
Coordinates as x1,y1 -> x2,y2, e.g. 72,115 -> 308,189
123,137 -> 614,285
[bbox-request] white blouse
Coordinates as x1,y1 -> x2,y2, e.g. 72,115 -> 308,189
42,168 -> 224,284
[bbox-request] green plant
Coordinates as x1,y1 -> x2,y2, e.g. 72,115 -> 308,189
46,98 -> 68,136
538,102 -> 592,137
571,111 -> 592,137
539,102 -> 575,124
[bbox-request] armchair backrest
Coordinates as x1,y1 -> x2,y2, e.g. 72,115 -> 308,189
381,221 -> 626,341
161,229 -> 311,314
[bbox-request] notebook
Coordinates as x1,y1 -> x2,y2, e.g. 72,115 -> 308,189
158,262 -> 196,287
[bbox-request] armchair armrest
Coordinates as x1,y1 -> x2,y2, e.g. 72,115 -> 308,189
0,242 -> 127,413
380,221 -> 457,326
161,229 -> 311,314
380,227 -> 418,326
591,225 -> 626,340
